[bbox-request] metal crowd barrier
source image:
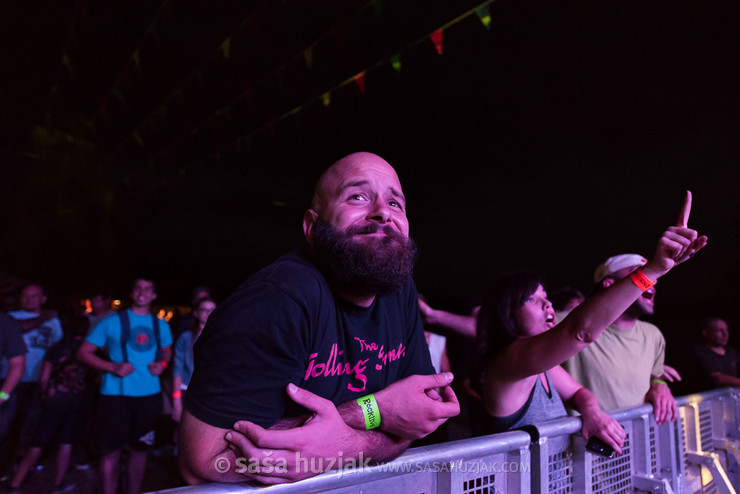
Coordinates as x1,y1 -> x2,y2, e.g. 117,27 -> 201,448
154,388 -> 740,493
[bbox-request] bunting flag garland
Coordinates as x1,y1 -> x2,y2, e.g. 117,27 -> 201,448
220,36 -> 232,60
354,71 -> 367,94
109,0 -> 496,166
430,29 -> 444,55
476,5 -> 492,29
390,53 -> 402,73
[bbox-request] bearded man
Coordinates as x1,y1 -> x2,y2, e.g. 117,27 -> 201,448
180,152 -> 459,485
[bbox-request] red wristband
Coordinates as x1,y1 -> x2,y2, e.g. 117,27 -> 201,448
160,360 -> 167,370
172,391 -> 182,399
630,268 -> 656,291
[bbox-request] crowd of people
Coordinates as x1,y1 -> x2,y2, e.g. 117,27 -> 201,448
0,151 -> 735,492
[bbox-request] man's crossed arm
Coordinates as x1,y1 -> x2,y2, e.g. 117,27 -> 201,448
179,373 -> 460,485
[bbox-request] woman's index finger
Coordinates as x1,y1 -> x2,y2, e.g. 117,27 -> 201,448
677,190 -> 692,227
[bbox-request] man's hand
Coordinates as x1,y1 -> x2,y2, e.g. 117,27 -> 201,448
225,384 -> 371,485
645,382 -> 677,424
112,362 -> 134,377
659,365 -> 682,383
148,361 -> 165,376
373,373 -> 460,440
709,371 -> 740,387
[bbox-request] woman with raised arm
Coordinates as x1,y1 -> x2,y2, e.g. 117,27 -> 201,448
477,193 -> 707,453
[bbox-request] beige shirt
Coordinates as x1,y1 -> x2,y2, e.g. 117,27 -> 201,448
563,319 -> 665,411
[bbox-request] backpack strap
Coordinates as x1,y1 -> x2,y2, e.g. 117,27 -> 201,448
118,310 -> 130,363
151,313 -> 161,361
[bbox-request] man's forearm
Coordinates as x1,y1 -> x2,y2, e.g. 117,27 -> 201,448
77,349 -> 115,373
711,372 -> 740,387
336,400 -> 410,463
1,356 -> 25,396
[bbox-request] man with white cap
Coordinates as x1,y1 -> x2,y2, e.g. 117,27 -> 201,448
563,253 -> 676,424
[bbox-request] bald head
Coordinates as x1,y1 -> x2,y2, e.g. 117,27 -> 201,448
311,152 -> 401,213
304,152 -> 409,245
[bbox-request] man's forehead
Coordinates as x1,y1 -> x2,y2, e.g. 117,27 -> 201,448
23,285 -> 43,295
323,155 -> 401,192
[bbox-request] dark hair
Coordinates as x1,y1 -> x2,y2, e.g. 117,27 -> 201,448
87,283 -> 114,300
549,286 -> 584,312
130,277 -> 157,293
475,272 -> 545,372
61,313 -> 90,339
191,286 -> 211,301
193,296 -> 216,311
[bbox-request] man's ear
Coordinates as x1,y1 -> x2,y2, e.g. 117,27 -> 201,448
601,278 -> 615,289
303,209 -> 318,246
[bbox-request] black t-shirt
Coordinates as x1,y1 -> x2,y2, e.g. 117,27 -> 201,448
185,250 -> 434,429
44,338 -> 93,399
692,344 -> 740,389
1,311 -> 27,361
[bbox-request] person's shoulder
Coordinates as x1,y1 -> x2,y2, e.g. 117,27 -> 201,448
8,310 -> 34,320
635,319 -> 663,336
239,249 -> 329,298
175,330 -> 193,345
92,312 -> 121,331
0,311 -> 21,330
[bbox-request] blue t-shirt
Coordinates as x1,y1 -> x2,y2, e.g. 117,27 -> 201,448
86,310 -> 172,397
173,330 -> 196,388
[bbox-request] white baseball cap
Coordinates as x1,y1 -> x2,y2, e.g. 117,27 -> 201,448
593,253 -> 647,282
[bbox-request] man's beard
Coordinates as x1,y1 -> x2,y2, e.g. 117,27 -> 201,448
626,296 -> 654,318
311,219 -> 418,298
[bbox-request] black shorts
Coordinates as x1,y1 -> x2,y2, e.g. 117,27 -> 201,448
31,394 -> 88,448
95,394 -> 161,456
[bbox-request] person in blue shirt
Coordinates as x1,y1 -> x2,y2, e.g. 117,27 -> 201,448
77,277 -> 173,494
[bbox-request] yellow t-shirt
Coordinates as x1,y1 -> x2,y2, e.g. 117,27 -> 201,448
563,319 -> 665,411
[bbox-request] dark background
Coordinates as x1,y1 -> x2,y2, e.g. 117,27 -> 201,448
1,0 -> 739,371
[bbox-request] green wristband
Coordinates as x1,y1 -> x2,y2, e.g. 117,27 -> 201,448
651,379 -> 668,387
356,394 -> 381,430
0,391 -> 9,401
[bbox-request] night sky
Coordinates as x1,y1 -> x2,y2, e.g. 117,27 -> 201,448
1,0 -> 739,370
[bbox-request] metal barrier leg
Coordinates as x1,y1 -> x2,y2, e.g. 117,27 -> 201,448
633,475 -> 675,493
686,451 -> 737,494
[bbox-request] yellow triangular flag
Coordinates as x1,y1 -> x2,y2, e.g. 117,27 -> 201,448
221,36 -> 232,60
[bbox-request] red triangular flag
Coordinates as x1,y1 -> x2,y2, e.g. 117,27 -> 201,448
430,29 -> 443,55
354,72 -> 366,94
